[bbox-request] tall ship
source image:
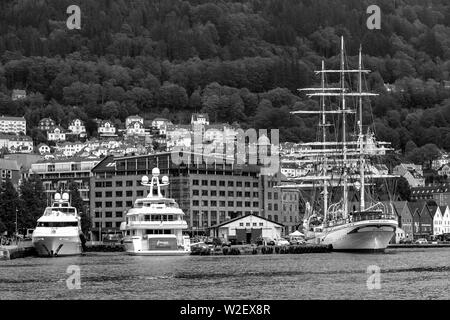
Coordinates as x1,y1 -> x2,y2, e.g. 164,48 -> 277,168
280,37 -> 398,252
122,168 -> 191,255
32,192 -> 84,256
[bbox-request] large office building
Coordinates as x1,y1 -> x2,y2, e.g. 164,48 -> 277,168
90,152 -> 284,240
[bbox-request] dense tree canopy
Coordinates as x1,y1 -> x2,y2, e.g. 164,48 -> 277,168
1,0 -> 450,155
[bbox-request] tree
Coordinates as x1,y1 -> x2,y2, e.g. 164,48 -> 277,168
0,179 -> 19,236
396,177 -> 411,201
19,174 -> 46,230
68,182 -> 90,236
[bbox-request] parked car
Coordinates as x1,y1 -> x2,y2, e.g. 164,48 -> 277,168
256,237 -> 275,246
103,232 -> 123,243
274,238 -> 290,246
415,238 -> 428,244
399,238 -> 413,244
290,238 -> 306,245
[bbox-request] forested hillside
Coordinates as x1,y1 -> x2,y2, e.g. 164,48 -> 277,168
1,0 -> 450,159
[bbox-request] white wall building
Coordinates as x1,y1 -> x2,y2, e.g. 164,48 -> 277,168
126,121 -> 146,136
125,115 -> 144,128
68,119 -> 86,137
55,142 -> 86,157
442,206 -> 450,234
210,214 -> 284,243
98,120 -> 117,137
37,143 -> 51,155
0,115 -> 26,134
7,135 -> 33,153
433,206 -> 445,235
47,127 -> 66,142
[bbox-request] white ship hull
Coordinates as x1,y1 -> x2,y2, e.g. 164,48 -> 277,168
308,220 -> 397,252
123,236 -> 190,256
32,234 -> 82,257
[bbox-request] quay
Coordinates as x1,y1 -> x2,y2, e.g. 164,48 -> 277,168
84,241 -> 125,252
388,243 -> 450,249
0,242 -> 35,260
191,244 -> 332,255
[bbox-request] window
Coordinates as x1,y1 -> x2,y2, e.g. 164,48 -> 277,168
253,202 -> 258,207
219,191 -> 225,196
236,201 -> 242,207
274,215 -> 278,222
245,201 -> 251,207
253,192 -> 259,197
246,222 -> 250,226
219,181 -> 225,186
245,182 -> 250,187
95,222 -> 100,228
126,180 -> 133,187
259,222 -> 263,226
228,191 -> 234,197
116,222 -> 122,228
211,201 -> 217,206
220,201 -> 226,206
193,190 -> 199,196
126,201 -> 132,207
253,182 -> 258,188
228,181 -> 234,187
274,204 -> 278,211
95,212 -> 101,218
95,202 -> 102,208
202,190 -> 208,196
268,215 -> 272,220
105,212 -> 112,218
202,200 -> 208,206
202,180 -> 208,186
228,201 -> 234,206
116,191 -> 123,197
115,201 -> 122,207
268,204 -> 272,210
237,191 -> 242,197
95,192 -> 102,198
137,190 -> 144,197
116,211 -> 123,218
245,192 -> 250,197
126,191 -> 132,197
115,181 -> 122,187
105,181 -> 112,187
193,179 -> 199,185
105,222 -> 112,228
210,180 -> 217,186
95,182 -> 102,188
274,192 -> 278,200
253,222 -> 257,226
193,200 -> 199,206
211,190 -> 217,196
239,223 -> 244,226
105,202 -> 112,208
268,192 -> 272,200
105,191 -> 112,197
236,181 -> 242,187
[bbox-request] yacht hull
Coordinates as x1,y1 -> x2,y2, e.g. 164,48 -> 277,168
310,220 -> 397,252
32,235 -> 82,257
126,250 -> 190,256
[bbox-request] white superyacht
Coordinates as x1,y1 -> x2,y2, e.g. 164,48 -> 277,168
122,168 -> 191,255
32,192 -> 84,256
279,37 -> 398,251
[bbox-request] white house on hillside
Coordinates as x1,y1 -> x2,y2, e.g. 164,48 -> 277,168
47,126 -> 66,142
98,120 -> 117,137
37,143 -> 51,155
191,113 -> 209,126
126,121 -> 146,136
393,163 -> 425,187
68,119 -> 86,137
125,115 -> 144,127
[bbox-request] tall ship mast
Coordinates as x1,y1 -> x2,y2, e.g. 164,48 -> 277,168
281,37 -> 398,252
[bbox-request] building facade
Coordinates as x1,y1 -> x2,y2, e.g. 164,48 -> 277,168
0,115 -> 26,135
90,152 -> 282,240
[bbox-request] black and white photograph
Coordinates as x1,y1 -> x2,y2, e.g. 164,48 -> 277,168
0,0 -> 449,311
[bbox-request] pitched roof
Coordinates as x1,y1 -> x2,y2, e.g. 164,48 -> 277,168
0,115 -> 26,121
210,213 -> 284,229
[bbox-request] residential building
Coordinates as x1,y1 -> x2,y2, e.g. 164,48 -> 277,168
11,89 -> 26,101
408,201 -> 434,240
393,163 -> 425,187
90,152 -> 282,240
47,127 -> 66,142
7,135 -> 33,153
98,120 -> 117,137
442,206 -> 450,234
37,143 -> 51,155
68,119 -> 86,137
191,113 -> 209,126
392,201 -> 413,241
38,118 -> 56,131
54,142 -> 86,157
126,121 -> 146,136
30,157 -> 100,207
437,164 -> 450,177
411,184 -> 450,206
125,115 -> 144,127
433,206 -> 445,235
209,214 -> 284,243
0,115 -> 26,135
0,159 -> 22,188
432,153 -> 450,170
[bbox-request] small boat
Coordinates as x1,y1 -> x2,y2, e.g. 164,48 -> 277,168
122,168 -> 191,256
32,192 -> 83,257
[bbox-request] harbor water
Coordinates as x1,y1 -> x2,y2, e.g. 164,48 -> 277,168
1,248 -> 449,300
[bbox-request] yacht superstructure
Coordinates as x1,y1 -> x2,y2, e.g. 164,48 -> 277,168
123,168 -> 190,255
32,192 -> 83,256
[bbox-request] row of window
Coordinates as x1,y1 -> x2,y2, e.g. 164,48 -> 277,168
94,221 -> 121,228
95,180 -> 134,188
95,190 -> 147,198
239,222 -> 264,227
94,211 -> 123,218
192,200 -> 259,208
192,190 -> 259,197
192,179 -> 258,188
95,201 -> 133,208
